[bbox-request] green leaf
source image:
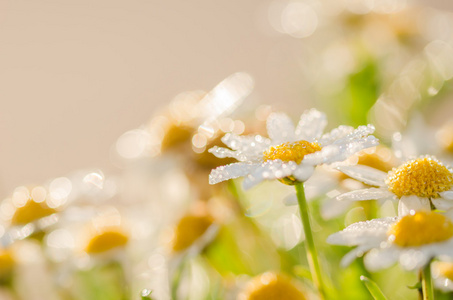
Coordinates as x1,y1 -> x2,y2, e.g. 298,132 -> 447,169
360,275 -> 388,300
407,282 -> 422,290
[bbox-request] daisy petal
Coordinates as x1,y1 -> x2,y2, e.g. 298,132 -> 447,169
221,133 -> 271,152
302,137 -> 379,166
209,162 -> 258,184
208,146 -> 251,161
318,125 -> 355,146
335,188 -> 393,201
341,245 -> 375,267
432,198 -> 453,211
242,161 -> 296,190
292,164 -> 315,182
398,249 -> 429,271
398,196 -> 430,216
337,165 -> 387,187
440,191 -> 453,200
326,137 -> 379,163
295,109 -> 327,141
364,247 -> 399,271
326,218 -> 395,246
266,113 -> 296,144
334,125 -> 376,144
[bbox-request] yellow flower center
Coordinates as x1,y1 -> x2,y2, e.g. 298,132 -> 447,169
263,140 -> 322,164
388,211 -> 453,247
86,230 -> 129,254
240,272 -> 306,300
0,249 -> 14,279
386,157 -> 453,198
161,124 -> 193,152
436,262 -> 453,281
172,214 -> 213,252
11,199 -> 57,225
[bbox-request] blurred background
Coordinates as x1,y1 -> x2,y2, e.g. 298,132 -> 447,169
2,0 -> 453,195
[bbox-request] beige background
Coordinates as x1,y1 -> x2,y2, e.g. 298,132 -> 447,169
1,0 -> 452,195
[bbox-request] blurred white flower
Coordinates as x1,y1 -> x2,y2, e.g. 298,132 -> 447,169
209,109 -> 378,189
327,211 -> 453,271
432,261 -> 453,292
335,156 -> 453,216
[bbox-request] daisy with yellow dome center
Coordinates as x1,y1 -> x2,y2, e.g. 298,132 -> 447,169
238,272 -> 306,300
209,109 -> 378,189
335,156 -> 453,215
327,211 -> 453,271
328,211 -> 453,299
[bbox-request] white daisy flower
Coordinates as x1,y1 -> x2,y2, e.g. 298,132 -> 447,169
209,109 -> 378,189
335,155 -> 453,216
432,261 -> 453,292
327,210 -> 453,271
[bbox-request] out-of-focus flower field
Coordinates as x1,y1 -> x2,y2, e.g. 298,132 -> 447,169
2,1 -> 453,299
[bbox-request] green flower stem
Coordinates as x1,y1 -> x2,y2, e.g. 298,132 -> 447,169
422,262 -> 433,300
295,182 -> 326,300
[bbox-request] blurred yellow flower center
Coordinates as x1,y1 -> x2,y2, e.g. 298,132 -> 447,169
386,157 -> 453,198
389,211 -> 453,247
11,199 -> 57,225
0,249 -> 14,278
172,214 -> 213,252
436,262 -> 453,281
86,230 -> 129,254
161,124 -> 193,152
263,141 -> 321,164
240,273 -> 306,300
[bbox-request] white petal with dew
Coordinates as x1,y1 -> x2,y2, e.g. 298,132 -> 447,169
325,137 -> 379,164
335,188 -> 393,201
242,161 -> 296,190
318,125 -> 355,146
266,112 -> 296,144
295,109 -> 327,141
337,165 -> 387,187
398,196 -> 430,217
209,162 -> 257,184
221,133 -> 271,152
364,247 -> 399,271
208,146 -> 251,162
303,137 -> 379,166
334,125 -> 376,144
326,217 -> 395,246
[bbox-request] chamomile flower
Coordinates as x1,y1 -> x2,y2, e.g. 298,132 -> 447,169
327,211 -> 453,271
209,109 -> 378,189
432,261 -> 453,292
335,156 -> 453,215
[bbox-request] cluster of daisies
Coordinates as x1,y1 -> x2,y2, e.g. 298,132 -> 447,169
2,106 -> 453,300
209,108 -> 453,299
